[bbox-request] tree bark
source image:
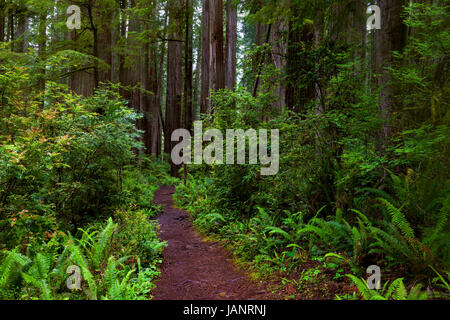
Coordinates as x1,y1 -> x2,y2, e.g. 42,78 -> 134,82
8,11 -> 13,42
97,4 -> 114,84
270,18 -> 288,110
209,0 -> 225,103
225,0 -> 237,91
0,1 -> 5,42
37,12 -> 46,97
165,0 -> 183,176
15,8 -> 28,53
184,0 -> 193,132
119,0 -> 128,98
200,0 -> 210,114
376,0 -> 407,143
192,48 -> 201,119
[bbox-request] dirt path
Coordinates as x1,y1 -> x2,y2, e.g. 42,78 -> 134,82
152,185 -> 278,300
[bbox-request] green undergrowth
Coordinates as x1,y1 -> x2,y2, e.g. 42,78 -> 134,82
174,173 -> 449,300
0,72 -> 173,299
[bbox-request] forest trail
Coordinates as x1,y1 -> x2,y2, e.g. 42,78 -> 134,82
152,185 -> 278,300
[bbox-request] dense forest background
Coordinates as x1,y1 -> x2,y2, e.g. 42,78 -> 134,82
0,0 -> 449,300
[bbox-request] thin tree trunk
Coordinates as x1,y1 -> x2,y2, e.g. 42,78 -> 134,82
87,3 -> 99,88
8,11 -> 13,42
154,12 -> 168,157
192,48 -> 201,120
37,13 -> 46,98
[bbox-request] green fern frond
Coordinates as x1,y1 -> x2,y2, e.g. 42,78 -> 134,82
424,195 -> 449,246
92,218 -> 117,270
345,274 -> 383,300
358,187 -> 399,207
21,272 -> 52,300
66,240 -> 97,299
265,226 -> 293,241
33,253 -> 51,280
377,198 -> 415,240
0,249 -> 32,288
385,278 -> 407,300
407,284 -> 428,300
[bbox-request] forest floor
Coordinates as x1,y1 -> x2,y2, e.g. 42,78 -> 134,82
151,185 -> 283,300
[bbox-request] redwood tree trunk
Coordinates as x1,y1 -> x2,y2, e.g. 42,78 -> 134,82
225,0 -> 237,91
192,48 -> 201,119
0,1 -> 5,42
376,0 -> 407,143
211,0 -> 225,92
165,0 -> 183,176
200,0 -> 210,114
184,0 -> 193,132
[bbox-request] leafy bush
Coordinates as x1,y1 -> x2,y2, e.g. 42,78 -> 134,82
0,214 -> 166,300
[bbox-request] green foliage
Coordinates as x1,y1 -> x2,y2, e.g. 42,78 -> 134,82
0,65 -> 144,246
343,275 -> 428,300
369,196 -> 448,274
0,51 -> 172,300
0,213 -> 166,300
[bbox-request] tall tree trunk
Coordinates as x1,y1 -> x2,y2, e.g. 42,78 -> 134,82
192,48 -> 201,119
68,15 -> 95,97
142,38 -> 152,155
97,4 -> 114,84
270,18 -> 288,110
225,0 -> 237,91
165,0 -> 183,176
376,0 -> 407,144
150,46 -> 162,157
87,2 -> 99,88
184,0 -> 193,132
37,13 -> 46,98
153,12 -> 168,157
285,18 -> 314,112
0,1 -> 5,42
119,0 -> 128,97
209,0 -> 225,109
200,0 -> 210,114
125,0 -> 144,144
252,23 -> 271,97
15,9 -> 27,53
8,11 -> 13,42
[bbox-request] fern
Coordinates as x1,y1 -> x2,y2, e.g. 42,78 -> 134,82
424,195 -> 449,246
0,249 -> 31,290
345,274 -> 382,300
21,272 -> 52,300
346,274 -> 429,300
92,218 -> 117,270
358,187 -> 399,207
265,226 -> 293,241
378,198 -> 415,240
66,239 -> 98,299
385,278 -> 407,300
430,265 -> 450,293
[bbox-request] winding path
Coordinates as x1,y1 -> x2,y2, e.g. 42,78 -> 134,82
152,185 -> 277,300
